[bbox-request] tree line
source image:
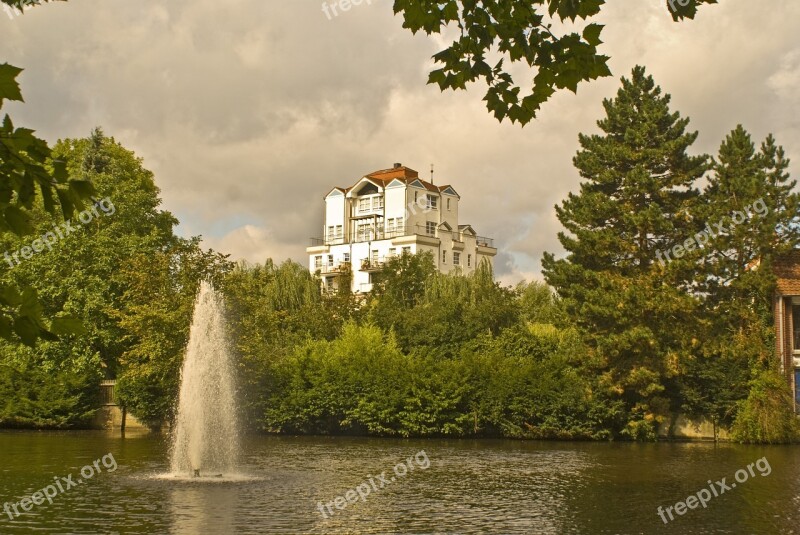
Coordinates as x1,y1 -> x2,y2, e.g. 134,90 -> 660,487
0,67 -> 797,443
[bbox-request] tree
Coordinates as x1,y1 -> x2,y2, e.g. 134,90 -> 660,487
517,280 -> 565,325
731,368 -> 799,444
395,0 -> 718,125
680,126 -> 800,431
114,239 -> 232,426
222,259 -> 355,427
0,64 -> 92,345
0,130 -> 223,427
368,250 -> 437,338
542,66 -> 708,439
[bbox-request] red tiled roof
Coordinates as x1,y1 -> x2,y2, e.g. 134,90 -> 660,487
366,166 -> 443,193
334,165 -> 455,194
774,250 -> 800,295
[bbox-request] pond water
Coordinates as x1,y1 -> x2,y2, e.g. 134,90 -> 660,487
0,431 -> 797,534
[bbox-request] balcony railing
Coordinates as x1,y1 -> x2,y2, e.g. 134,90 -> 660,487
310,225 -> 494,247
357,282 -> 373,293
315,262 -> 350,275
360,255 -> 402,272
476,236 -> 494,248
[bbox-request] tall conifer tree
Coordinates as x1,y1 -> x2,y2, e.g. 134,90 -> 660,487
542,66 -> 709,439
681,126 -> 800,435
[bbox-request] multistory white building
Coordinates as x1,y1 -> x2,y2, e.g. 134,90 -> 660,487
306,163 -> 497,294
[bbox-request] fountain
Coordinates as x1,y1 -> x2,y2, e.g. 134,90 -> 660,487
170,281 -> 240,478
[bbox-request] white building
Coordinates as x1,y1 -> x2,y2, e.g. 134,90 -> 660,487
306,163 -> 497,294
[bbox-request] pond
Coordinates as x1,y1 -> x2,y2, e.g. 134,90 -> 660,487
0,431 -> 797,534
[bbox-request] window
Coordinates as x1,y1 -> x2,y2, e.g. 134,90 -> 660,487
794,304 -> 800,353
425,221 -> 437,236
327,226 -> 335,240
335,225 -> 343,239
414,191 -> 418,202
372,250 -> 379,263
343,252 -> 350,263
396,217 -> 404,233
314,256 -> 322,269
359,197 -> 370,212
327,255 -> 334,267
796,370 -> 800,413
387,218 -> 395,232
442,250 -> 447,264
402,246 -> 411,255
447,198 -> 451,211
356,223 -> 372,241
425,194 -> 438,210
453,252 -> 460,265
467,254 -> 472,267
388,247 -> 396,258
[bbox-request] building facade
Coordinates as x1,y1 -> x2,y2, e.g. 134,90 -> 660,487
306,164 -> 497,294
774,250 -> 800,412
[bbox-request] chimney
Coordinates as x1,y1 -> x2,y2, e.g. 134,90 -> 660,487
393,162 -> 402,169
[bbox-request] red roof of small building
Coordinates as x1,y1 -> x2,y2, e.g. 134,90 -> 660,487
774,249 -> 800,295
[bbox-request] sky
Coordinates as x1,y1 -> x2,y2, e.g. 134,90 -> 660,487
1,0 -> 798,285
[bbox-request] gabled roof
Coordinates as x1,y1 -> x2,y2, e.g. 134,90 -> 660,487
330,165 -> 459,196
365,166 -> 447,193
439,221 -> 453,231
347,176 -> 384,196
439,185 -> 460,198
459,224 -> 476,235
325,187 -> 346,198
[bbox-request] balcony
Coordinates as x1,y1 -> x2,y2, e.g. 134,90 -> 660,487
310,236 -> 345,247
315,262 -> 350,276
310,226 -> 495,249
357,282 -> 373,293
476,236 -> 494,248
360,258 -> 388,272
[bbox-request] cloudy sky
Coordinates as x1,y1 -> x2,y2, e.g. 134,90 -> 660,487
1,0 -> 798,284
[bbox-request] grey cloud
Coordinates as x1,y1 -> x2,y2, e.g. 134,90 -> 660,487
0,0 -> 798,283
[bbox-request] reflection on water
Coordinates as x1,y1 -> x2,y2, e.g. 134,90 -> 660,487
0,431 -> 798,534
169,484 -> 237,535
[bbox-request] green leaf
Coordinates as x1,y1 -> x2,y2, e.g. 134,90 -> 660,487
582,23 -> 603,46
0,63 -> 24,106
4,205 -> 33,235
13,316 -> 39,347
0,284 -> 22,307
50,316 -> 87,336
0,315 -> 12,341
69,179 -> 96,198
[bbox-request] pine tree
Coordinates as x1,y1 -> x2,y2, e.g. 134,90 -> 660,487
681,126 -> 800,435
542,66 -> 709,439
